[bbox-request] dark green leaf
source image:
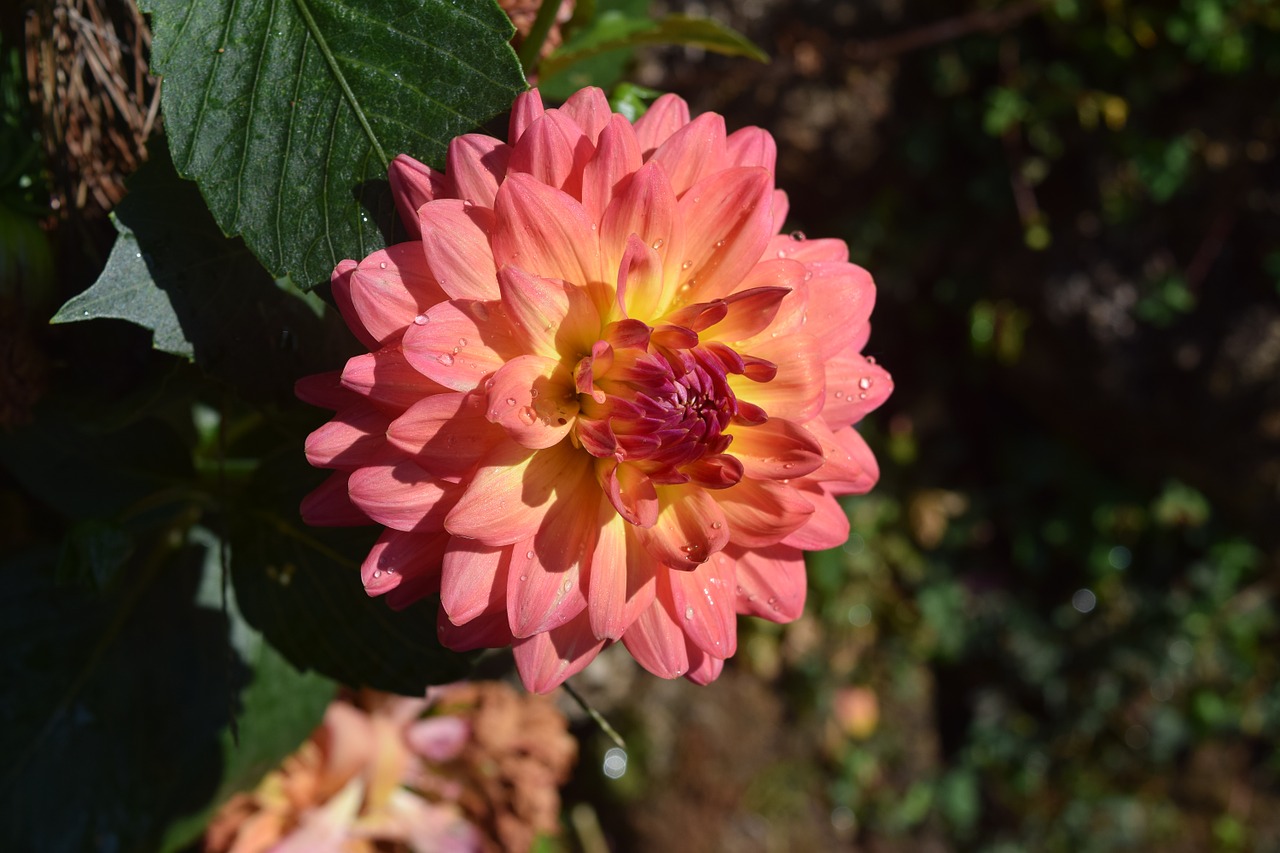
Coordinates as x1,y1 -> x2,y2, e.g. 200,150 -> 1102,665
51,146 -> 359,401
139,0 -> 527,290
541,12 -> 768,80
0,535 -> 333,853
231,450 -> 473,694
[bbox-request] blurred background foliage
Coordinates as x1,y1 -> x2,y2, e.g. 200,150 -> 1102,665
2,0 -> 1279,851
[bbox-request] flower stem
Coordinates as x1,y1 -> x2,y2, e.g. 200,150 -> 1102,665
517,0 -> 565,77
562,680 -> 627,751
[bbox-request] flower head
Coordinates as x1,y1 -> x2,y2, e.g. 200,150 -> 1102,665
300,87 -> 891,692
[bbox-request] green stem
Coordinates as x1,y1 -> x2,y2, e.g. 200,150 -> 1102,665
562,680 -> 627,751
517,0 -> 565,77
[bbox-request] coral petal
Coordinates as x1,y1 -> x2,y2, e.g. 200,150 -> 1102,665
622,587 -> 689,679
400,300 -> 510,393
729,332 -> 825,423
582,113 -> 643,225
300,471 -> 369,526
782,481 -> 851,550
633,93 -> 691,156
730,542 -> 807,621
726,126 -> 777,172
440,539 -> 508,624
714,478 -> 813,547
485,354 -> 577,449
560,86 -> 612,143
341,348 -> 446,413
728,417 -> 825,480
508,89 -> 545,144
305,403 -> 391,471
586,513 -> 655,640
513,610 -> 606,693
635,487 -> 730,570
417,199 -> 499,301
437,608 -> 512,652
388,154 -> 450,240
348,458 -> 458,532
361,529 -> 447,598
493,173 -> 600,285
671,167 -> 773,303
684,646 -> 725,685
386,391 -> 503,480
648,112 -> 727,197
668,552 -> 737,658
348,244 -> 443,346
821,353 -> 893,429
446,134 -> 511,209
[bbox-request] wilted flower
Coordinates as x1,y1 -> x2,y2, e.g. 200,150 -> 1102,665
300,87 -> 891,692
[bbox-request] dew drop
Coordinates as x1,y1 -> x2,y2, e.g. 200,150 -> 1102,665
859,391 -> 868,400
462,199 -> 474,208
590,223 -> 597,231
789,230 -> 806,241
651,238 -> 665,250
372,570 -> 382,578
866,355 -> 877,364
684,606 -> 695,620
693,196 -> 701,203
803,270 -> 814,281
484,378 -> 495,390
713,239 -> 725,249
378,261 -> 387,269
518,407 -> 537,425
562,579 -> 573,592
783,462 -> 795,470
526,549 -> 535,560
505,397 -> 517,406
711,521 -> 722,530
437,353 -> 454,366
530,388 -> 540,398
776,249 -> 787,258
458,337 -> 468,347
519,573 -> 528,582
451,347 -> 459,354
858,377 -> 872,390
472,303 -> 490,321
413,313 -> 429,325
681,259 -> 694,271
834,390 -> 844,399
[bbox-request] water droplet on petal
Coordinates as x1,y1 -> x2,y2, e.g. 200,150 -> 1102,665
379,261 -> 387,269
525,549 -> 535,560
519,573 -> 528,582
681,259 -> 694,270
858,377 -> 872,390
711,521 -> 722,530
462,199 -> 474,207
776,249 -> 787,258
866,355 -> 877,364
859,391 -> 868,400
713,239 -> 725,249
834,390 -> 844,399
458,337 -> 468,347
518,407 -> 537,425
684,606 -> 695,620
372,570 -> 382,578
562,579 -> 573,592
651,238 -> 665,250
506,397 -> 517,406
413,314 -> 429,325
437,353 -> 454,366
783,462 -> 794,470
472,303 -> 489,321
789,230 -> 806,241
530,388 -> 539,398
803,270 -> 813,281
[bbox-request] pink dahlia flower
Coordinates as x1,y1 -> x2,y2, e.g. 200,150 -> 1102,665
299,87 -> 891,692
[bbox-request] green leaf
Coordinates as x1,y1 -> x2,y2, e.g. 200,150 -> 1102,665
230,450 -> 474,694
139,0 -> 527,290
541,12 -> 768,80
0,536 -> 333,853
51,145 -> 359,400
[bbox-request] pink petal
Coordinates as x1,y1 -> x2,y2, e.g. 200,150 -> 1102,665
615,234 -> 671,322
386,391 -> 504,481
388,154 -> 450,240
581,114 -> 643,225
347,458 -> 459,532
771,189 -> 790,234
684,645 -> 725,685
670,167 -> 773,303
782,481 -> 850,550
341,347 -> 446,413
330,259 -> 378,350
727,417 -> 825,480
622,588 -> 689,679
729,332 -> 825,423
633,93 -> 690,157
560,86 -> 612,143
508,89 -> 545,144
305,403 -> 391,471
725,126 -> 777,172
437,607 -> 513,651
496,265 -> 569,358
705,286 -> 792,342
506,478 -> 601,636
417,199 -> 499,301
492,173 -> 601,286
446,134 -> 511,209
347,243 -> 444,346
729,542 -> 807,621
633,486 -> 730,570
801,261 -> 876,359
667,551 -> 737,658
601,160 -> 683,299
445,439 -> 590,545
586,513 -> 656,640
648,112 -> 727,197
361,529 -> 448,597
484,354 -> 578,449
440,539 -> 508,624
296,370 -> 362,410
513,610 -> 606,694
599,458 -> 658,528
806,424 -> 880,496
821,353 -> 893,429
714,477 -> 813,547
508,111 -> 592,196
769,234 -> 849,263
406,716 -> 471,762
300,471 -> 369,526
400,300 -> 511,393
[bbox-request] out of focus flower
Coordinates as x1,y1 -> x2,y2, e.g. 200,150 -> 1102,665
300,86 -> 891,692
204,691 -> 479,853
204,684 -> 576,853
